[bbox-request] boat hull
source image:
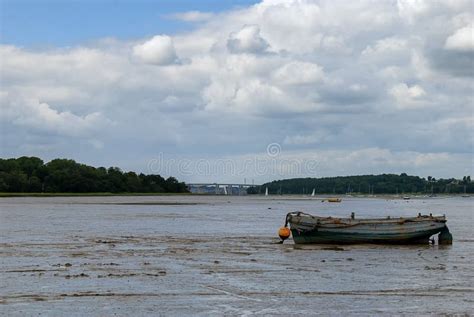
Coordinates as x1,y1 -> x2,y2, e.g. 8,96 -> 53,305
291,227 -> 444,244
287,212 -> 448,244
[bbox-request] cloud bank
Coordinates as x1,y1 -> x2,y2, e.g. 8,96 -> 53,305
1,0 -> 473,181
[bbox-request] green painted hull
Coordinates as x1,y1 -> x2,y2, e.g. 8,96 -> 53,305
291,227 -> 444,244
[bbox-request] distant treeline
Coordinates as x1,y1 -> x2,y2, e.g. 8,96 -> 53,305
248,174 -> 473,195
0,157 -> 188,193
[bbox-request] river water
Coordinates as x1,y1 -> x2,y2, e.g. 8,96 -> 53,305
1,195 -> 473,316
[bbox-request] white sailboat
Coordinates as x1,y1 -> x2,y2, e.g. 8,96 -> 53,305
311,188 -> 315,197
265,187 -> 269,196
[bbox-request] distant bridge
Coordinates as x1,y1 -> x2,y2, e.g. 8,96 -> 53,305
186,183 -> 261,195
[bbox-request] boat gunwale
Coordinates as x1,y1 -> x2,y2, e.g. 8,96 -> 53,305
287,211 -> 447,226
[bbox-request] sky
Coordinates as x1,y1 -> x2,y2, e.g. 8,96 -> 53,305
0,0 -> 473,183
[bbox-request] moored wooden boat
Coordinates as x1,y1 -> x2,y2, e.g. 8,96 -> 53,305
281,211 -> 452,245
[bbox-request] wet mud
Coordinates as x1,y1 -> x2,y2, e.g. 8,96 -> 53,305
0,195 -> 473,315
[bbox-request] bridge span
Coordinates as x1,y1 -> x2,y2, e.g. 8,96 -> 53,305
186,183 -> 261,195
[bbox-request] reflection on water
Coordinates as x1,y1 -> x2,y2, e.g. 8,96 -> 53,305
0,195 -> 473,315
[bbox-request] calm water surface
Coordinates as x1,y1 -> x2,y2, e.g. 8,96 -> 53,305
1,195 -> 473,316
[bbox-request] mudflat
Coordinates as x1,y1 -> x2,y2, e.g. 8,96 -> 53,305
1,195 -> 472,315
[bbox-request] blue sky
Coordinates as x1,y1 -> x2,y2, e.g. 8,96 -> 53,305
0,0 -> 259,46
0,0 -> 473,182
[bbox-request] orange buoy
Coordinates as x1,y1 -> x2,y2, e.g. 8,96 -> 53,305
278,227 -> 291,241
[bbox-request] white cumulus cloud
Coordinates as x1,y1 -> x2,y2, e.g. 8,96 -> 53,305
444,25 -> 474,51
133,35 -> 179,65
0,93 -> 110,137
227,25 -> 270,54
389,83 -> 427,109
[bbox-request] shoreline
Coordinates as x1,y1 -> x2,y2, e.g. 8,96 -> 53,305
0,192 -> 470,198
0,192 -> 191,197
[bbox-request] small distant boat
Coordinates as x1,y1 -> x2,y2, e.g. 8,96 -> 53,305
280,211 -> 452,245
311,188 -> 315,197
265,187 -> 268,196
403,196 -> 410,200
327,197 -> 341,203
